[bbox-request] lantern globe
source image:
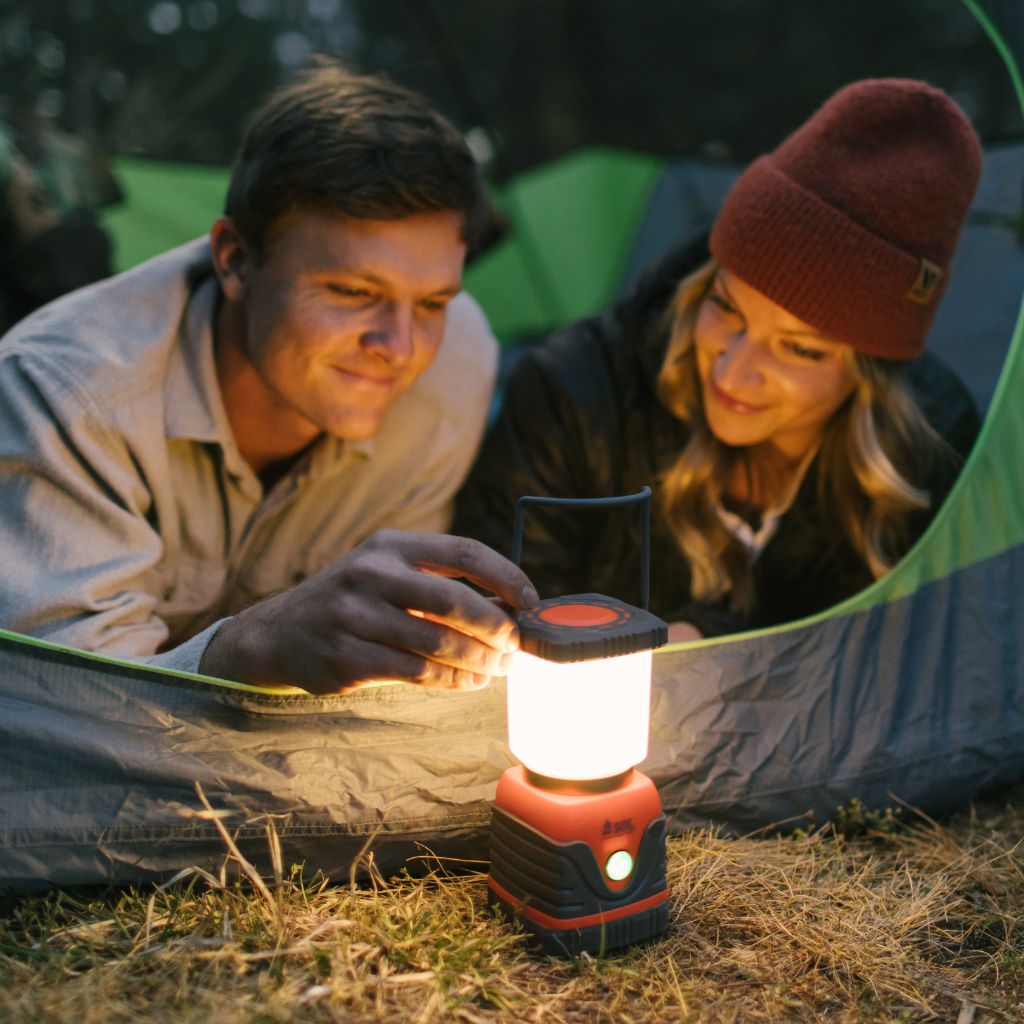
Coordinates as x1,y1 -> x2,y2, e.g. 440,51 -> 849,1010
506,648 -> 652,781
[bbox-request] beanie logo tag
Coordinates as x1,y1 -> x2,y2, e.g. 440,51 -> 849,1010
907,258 -> 943,305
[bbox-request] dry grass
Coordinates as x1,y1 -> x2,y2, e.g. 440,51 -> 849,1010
2,788 -> 1023,1024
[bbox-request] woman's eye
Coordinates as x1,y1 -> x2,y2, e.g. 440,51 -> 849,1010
708,292 -> 740,316
783,339 -> 827,362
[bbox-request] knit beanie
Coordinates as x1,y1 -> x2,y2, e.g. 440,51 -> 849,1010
709,78 -> 982,360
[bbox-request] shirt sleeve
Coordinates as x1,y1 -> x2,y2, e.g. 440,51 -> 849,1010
142,620 -> 226,675
0,347 -> 191,664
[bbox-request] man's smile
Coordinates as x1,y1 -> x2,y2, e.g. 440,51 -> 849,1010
333,365 -> 400,389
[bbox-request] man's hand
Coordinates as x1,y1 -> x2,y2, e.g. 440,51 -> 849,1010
199,530 -> 539,695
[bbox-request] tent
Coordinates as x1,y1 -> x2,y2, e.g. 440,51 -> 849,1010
1,1 -> 1023,892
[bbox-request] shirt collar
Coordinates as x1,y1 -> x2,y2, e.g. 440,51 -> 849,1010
303,432 -> 375,478
716,442 -> 821,560
164,276 -> 230,444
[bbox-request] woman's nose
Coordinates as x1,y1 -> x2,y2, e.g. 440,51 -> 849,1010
714,333 -> 765,389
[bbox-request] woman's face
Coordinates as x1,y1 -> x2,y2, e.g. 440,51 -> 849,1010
693,269 -> 859,461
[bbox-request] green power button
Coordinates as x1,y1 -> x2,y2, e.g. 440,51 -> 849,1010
605,850 -> 634,881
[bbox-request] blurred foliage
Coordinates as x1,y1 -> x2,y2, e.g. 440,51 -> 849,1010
0,0 -> 1020,180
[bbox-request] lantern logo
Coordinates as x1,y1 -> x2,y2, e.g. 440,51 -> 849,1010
602,817 -> 635,836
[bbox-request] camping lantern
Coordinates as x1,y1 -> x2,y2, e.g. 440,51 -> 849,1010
488,488 -> 670,957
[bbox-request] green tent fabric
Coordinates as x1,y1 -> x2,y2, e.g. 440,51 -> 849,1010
102,159 -> 229,273
2,0 -> 1022,892
460,147 -> 664,338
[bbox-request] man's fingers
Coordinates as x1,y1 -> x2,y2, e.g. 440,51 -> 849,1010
301,633 -> 494,695
370,569 -> 523,653
354,601 -> 515,677
392,532 -> 540,610
209,531 -> 532,696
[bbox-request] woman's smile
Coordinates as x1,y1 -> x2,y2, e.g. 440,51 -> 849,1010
708,379 -> 769,415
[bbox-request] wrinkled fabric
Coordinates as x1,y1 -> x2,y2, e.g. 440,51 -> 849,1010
1,541 -> 1021,892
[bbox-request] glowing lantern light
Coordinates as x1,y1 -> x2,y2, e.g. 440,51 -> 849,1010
488,488 -> 670,957
507,646 -> 653,781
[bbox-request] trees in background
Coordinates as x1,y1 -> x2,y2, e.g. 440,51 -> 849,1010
0,0 -> 1018,179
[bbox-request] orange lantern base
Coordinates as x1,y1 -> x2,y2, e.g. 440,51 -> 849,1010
487,764 -> 669,956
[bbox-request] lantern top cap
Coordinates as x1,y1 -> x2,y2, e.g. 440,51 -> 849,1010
516,594 -> 668,663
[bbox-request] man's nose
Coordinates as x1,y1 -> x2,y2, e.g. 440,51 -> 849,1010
714,332 -> 765,389
362,301 -> 415,365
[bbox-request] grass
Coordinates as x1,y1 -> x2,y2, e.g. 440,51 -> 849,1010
1,786 -> 1023,1023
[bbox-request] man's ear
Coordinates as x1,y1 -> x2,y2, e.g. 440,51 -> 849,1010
209,217 -> 250,304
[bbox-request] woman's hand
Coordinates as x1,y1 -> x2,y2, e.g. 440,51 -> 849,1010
667,621 -> 703,644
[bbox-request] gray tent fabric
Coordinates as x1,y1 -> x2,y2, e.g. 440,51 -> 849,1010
0,644 -> 509,891
927,142 -> 1024,411
648,543 -> 1024,834
618,158 -> 741,297
2,538 -> 1022,892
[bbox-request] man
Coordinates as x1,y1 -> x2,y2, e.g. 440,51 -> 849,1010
0,62 -> 537,695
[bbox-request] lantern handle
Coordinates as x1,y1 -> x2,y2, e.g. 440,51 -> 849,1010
511,486 -> 653,611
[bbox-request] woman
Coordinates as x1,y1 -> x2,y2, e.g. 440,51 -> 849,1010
453,78 -> 983,637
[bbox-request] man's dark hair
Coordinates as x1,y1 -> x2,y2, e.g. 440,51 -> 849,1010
224,60 -> 487,257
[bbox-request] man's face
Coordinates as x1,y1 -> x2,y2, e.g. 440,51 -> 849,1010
233,208 -> 467,441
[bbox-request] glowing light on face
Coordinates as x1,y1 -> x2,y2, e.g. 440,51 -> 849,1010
506,648 -> 653,781
229,209 -> 466,443
693,270 -> 857,461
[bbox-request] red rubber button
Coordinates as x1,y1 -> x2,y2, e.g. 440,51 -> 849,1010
538,603 -> 620,627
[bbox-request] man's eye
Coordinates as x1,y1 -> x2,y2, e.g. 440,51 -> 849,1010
329,284 -> 371,299
418,298 -> 448,313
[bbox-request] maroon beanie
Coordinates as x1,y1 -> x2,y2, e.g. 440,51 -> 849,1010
709,79 -> 982,360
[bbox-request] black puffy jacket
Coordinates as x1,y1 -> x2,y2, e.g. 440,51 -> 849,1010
453,237 -> 980,635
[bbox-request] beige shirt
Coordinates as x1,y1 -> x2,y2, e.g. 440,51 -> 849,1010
0,239 -> 498,674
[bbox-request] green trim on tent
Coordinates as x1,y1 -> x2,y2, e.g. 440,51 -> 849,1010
0,622 -> 304,696
963,0 -> 1024,112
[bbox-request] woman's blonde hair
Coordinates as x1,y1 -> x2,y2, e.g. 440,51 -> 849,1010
655,259 -> 956,613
